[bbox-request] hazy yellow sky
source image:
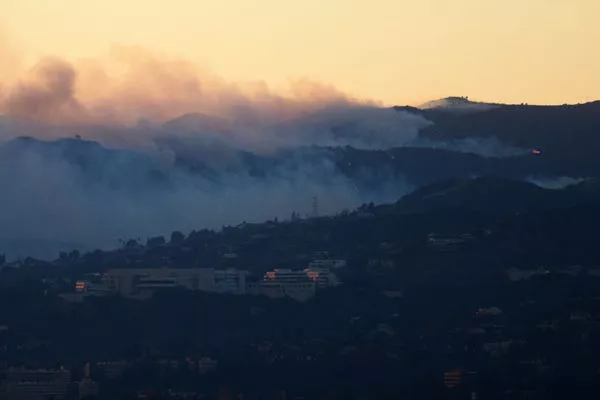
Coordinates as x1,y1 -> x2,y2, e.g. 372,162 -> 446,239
2,0 -> 599,105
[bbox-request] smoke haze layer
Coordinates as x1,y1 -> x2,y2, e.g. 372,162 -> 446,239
0,136 -> 415,260
0,46 -> 531,260
1,45 -> 366,127
0,49 -> 419,259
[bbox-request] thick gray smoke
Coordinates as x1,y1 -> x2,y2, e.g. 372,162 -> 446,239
0,136 -> 414,260
0,53 -> 423,259
0,47 -> 524,260
411,137 -> 529,158
527,176 -> 587,189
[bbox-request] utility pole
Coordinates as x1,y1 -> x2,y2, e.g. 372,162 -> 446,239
311,196 -> 319,218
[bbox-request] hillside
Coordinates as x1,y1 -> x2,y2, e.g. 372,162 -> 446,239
394,177 -> 552,214
396,100 -> 600,176
5,176 -> 600,272
3,99 -> 600,260
419,96 -> 501,113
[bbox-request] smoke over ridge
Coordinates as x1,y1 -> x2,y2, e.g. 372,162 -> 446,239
1,45 -> 366,127
0,46 -> 424,259
0,43 -> 528,260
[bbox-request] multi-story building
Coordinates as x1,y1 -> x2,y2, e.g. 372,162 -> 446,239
2,367 -> 71,400
214,269 -> 248,295
263,269 -> 311,283
305,267 -> 341,288
308,258 -> 347,269
98,268 -> 248,298
281,282 -> 318,302
96,361 -> 127,380
75,280 -> 113,296
197,357 -> 218,375
253,267 -> 340,301
443,369 -> 462,389
263,268 -> 340,288
70,266 -> 337,302
78,363 -> 99,399
250,280 -> 317,302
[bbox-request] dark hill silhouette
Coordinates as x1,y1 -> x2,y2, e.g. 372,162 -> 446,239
162,112 -> 232,134
0,135 -> 580,191
395,100 -> 600,176
418,96 -> 501,113
393,176 -> 600,215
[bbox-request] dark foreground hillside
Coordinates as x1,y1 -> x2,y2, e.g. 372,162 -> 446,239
399,100 -> 600,176
2,177 -> 600,399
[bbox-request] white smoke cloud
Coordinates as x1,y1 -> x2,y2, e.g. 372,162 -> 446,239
0,137 -> 414,260
411,136 -> 529,158
527,176 -> 587,189
0,44 -> 526,260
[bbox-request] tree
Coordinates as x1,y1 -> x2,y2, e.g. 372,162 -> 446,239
170,231 -> 185,244
126,239 -> 140,249
147,236 -> 166,248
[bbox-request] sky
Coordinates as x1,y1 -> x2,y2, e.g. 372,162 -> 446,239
1,0 -> 599,106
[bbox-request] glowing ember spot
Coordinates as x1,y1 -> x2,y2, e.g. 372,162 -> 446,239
265,271 -> 276,280
531,149 -> 542,155
75,281 -> 86,292
307,271 -> 320,281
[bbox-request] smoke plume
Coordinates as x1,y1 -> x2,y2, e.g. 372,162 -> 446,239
527,176 -> 587,189
0,44 -> 526,259
0,46 -> 427,259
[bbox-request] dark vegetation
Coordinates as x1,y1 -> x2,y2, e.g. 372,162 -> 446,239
3,100 -> 600,398
3,177 -> 600,398
399,100 -> 600,176
8,100 -> 600,192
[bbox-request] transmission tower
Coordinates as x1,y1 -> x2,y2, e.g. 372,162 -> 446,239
311,196 -> 319,218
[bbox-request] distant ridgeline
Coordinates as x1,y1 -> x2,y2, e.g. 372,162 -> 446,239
1,98 -> 600,260
396,98 -> 600,177
4,176 -> 600,272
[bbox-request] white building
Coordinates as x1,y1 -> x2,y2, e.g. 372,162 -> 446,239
213,268 -> 248,295
4,367 -> 71,400
249,281 -> 316,302
252,266 -> 340,301
70,266 -> 335,302
75,280 -> 113,296
93,268 -> 248,298
197,357 -> 218,375
263,268 -> 340,288
282,282 -> 317,301
78,363 -> 98,399
304,267 -> 341,288
308,258 -> 347,269
263,269 -> 310,283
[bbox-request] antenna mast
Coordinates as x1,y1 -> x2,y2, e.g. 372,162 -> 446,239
311,196 -> 319,218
